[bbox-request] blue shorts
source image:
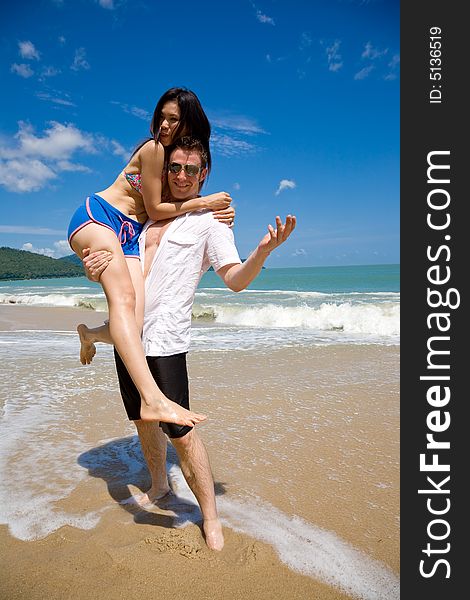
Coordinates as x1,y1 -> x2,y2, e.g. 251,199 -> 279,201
67,194 -> 144,258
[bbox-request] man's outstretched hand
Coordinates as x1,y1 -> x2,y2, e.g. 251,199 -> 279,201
258,215 -> 297,255
82,248 -> 112,282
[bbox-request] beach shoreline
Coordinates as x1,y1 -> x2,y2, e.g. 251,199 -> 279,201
0,304 -> 399,599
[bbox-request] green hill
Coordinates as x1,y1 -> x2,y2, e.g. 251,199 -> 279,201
0,247 -> 84,280
59,253 -> 83,266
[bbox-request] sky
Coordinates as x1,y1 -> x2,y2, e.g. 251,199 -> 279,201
0,0 -> 399,268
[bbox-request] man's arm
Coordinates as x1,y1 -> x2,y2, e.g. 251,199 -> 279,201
217,215 -> 296,292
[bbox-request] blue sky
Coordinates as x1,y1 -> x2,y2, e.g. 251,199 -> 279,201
1,0 -> 399,267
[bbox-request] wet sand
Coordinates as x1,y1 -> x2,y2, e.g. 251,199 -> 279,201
0,305 -> 399,599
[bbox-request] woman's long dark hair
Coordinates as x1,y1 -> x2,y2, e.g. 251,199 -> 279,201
132,87 -> 212,175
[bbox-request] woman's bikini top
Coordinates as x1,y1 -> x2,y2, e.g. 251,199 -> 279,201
123,172 -> 142,194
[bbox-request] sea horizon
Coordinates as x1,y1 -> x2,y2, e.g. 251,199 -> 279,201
1,264 -> 400,349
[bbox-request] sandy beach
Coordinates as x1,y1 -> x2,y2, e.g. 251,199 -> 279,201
0,305 -> 399,599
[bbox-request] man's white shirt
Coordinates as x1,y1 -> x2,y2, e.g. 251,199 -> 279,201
139,210 -> 241,356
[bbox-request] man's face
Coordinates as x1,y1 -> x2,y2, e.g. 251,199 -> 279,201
167,149 -> 206,201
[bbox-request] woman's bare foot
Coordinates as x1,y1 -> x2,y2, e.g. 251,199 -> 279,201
203,518 -> 224,551
77,324 -> 96,365
140,398 -> 206,427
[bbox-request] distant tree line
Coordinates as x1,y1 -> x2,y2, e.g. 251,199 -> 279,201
0,247 -> 84,280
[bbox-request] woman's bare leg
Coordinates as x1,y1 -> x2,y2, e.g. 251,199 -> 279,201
70,224 -> 206,426
77,256 -> 144,364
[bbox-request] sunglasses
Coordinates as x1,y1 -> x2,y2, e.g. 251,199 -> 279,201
168,162 -> 202,177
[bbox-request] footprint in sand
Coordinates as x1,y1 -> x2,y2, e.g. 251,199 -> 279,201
144,530 -> 205,559
235,542 -> 261,565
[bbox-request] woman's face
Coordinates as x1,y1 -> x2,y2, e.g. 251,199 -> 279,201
159,100 -> 187,146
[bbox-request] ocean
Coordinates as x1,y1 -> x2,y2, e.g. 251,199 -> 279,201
0,264 -> 400,349
0,264 -> 400,598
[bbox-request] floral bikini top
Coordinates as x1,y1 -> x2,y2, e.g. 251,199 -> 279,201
123,171 -> 142,193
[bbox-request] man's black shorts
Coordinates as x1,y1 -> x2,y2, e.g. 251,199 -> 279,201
113,348 -> 193,439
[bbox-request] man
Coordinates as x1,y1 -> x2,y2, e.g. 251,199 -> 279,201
85,136 -> 296,551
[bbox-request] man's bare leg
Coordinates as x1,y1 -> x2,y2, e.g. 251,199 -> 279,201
171,429 -> 224,551
122,420 -> 171,506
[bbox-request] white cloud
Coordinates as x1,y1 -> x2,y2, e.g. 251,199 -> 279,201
58,36 -> 66,45
98,0 -> 115,8
21,240 -> 70,258
71,48 -> 90,71
36,91 -> 74,106
211,133 -> 258,157
53,240 -> 72,257
354,65 -> 375,80
299,32 -> 312,50
233,183 -> 240,190
11,63 -> 34,78
208,110 -> 267,157
22,242 -> 54,257
56,160 -> 91,172
0,159 -> 57,193
256,10 -> 275,25
18,40 -> 40,60
275,179 -> 296,196
40,66 -> 61,79
0,121 -> 98,193
209,111 -> 267,135
0,225 -> 65,235
251,2 -> 275,25
24,240 -> 71,258
111,140 -> 130,162
15,121 -> 95,160
362,42 -> 388,60
325,40 -> 343,72
0,121 -> 132,193
384,54 -> 400,81
111,101 -> 151,121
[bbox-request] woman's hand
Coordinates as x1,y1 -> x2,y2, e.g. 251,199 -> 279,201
212,205 -> 235,227
82,248 -> 112,282
202,192 -> 232,211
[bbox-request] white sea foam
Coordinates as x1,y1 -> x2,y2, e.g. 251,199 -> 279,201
199,287 -> 399,298
196,302 -> 399,337
0,292 -> 107,311
163,456 -> 399,600
0,331 -> 114,541
0,399 -> 104,540
1,292 -> 78,306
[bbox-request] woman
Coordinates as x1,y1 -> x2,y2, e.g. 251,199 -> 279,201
67,88 -> 233,427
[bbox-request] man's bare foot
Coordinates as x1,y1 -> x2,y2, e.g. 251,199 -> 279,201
203,518 -> 224,551
121,487 -> 172,507
140,399 -> 206,427
77,324 -> 96,365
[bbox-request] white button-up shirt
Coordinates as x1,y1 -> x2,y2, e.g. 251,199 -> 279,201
139,210 -> 241,356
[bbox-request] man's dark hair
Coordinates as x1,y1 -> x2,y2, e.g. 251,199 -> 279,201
166,136 -> 208,168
